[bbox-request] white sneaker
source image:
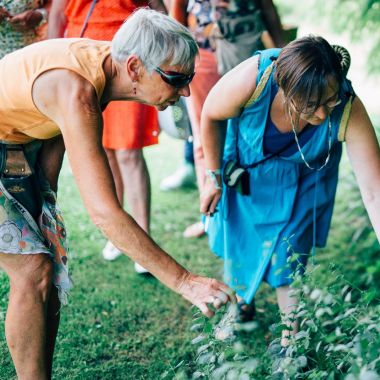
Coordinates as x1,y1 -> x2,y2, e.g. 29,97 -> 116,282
183,221 -> 205,238
134,262 -> 149,274
160,162 -> 196,191
102,241 -> 123,261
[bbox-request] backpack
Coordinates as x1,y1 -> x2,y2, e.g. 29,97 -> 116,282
210,1 -> 266,75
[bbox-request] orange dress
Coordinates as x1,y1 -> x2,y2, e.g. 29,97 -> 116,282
65,0 -> 159,149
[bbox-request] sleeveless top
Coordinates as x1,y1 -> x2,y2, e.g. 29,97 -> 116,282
263,79 -> 317,156
224,49 -> 354,166
0,38 -> 110,143
207,48 -> 355,302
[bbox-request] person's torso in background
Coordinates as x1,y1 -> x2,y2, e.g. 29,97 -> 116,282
65,0 -> 148,36
187,0 -> 257,49
0,0 -> 42,58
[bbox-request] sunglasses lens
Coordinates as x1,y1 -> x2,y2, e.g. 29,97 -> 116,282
156,68 -> 194,87
163,75 -> 193,87
168,77 -> 192,87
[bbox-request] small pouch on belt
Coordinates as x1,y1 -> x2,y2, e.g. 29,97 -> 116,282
3,145 -> 33,177
223,160 -> 251,196
0,145 -> 42,220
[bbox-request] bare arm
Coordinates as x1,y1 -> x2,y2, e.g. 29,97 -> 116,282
32,69 -> 235,315
8,11 -> 43,31
0,6 -> 11,22
47,0 -> 68,38
345,97 -> 380,242
255,0 -> 285,47
200,56 -> 260,214
149,0 -> 167,13
170,0 -> 188,26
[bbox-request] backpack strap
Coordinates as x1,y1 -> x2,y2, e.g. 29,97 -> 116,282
242,49 -> 280,109
337,94 -> 354,142
337,78 -> 355,142
243,61 -> 275,108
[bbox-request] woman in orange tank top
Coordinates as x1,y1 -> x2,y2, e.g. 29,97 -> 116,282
0,10 -> 236,378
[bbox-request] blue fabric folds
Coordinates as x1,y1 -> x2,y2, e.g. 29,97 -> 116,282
207,48 -> 353,303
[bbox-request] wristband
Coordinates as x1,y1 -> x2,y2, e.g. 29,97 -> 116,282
205,168 -> 222,190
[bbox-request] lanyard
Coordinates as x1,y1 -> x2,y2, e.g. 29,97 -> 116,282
79,0 -> 98,38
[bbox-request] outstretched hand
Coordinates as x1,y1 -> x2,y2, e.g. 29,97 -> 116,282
177,272 -> 236,317
8,10 -> 43,31
0,6 -> 11,22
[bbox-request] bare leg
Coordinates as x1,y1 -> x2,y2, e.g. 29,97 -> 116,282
183,49 -> 220,238
1,253 -> 55,380
276,285 -> 299,347
105,148 -> 124,205
115,148 -> 150,233
187,49 -> 221,194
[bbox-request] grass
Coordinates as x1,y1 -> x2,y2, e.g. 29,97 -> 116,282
1,120 -> 380,379
0,134 -> 242,380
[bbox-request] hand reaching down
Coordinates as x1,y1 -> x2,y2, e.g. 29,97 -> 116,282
177,272 -> 236,317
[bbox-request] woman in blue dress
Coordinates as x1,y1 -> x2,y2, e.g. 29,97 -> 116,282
200,36 -> 380,345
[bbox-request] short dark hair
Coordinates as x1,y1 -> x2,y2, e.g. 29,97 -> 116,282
274,35 -> 343,115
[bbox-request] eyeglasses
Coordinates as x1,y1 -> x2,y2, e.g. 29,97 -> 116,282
155,67 -> 195,88
290,94 -> 342,116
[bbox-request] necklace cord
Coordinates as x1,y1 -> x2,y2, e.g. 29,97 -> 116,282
288,108 -> 332,171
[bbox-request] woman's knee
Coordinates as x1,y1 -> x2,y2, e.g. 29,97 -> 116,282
116,148 -> 144,167
9,254 -> 54,302
105,148 -> 117,164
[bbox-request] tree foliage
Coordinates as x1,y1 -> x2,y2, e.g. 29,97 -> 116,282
313,0 -> 380,73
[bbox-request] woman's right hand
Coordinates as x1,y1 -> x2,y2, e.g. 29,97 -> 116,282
177,272 -> 236,317
8,9 -> 43,31
200,177 -> 222,215
0,7 -> 11,22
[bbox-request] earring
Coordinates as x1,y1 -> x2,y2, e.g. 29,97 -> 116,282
132,81 -> 137,95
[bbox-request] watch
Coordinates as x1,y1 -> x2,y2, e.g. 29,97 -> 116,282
205,168 -> 222,190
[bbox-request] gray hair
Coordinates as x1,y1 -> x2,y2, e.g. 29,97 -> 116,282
111,8 -> 198,73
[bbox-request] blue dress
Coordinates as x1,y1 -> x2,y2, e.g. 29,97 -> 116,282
207,49 -> 354,303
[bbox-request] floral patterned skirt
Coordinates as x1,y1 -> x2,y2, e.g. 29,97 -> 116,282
0,141 -> 72,304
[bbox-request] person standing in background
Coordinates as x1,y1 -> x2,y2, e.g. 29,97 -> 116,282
0,0 -> 49,58
48,0 -> 166,272
167,0 -> 285,238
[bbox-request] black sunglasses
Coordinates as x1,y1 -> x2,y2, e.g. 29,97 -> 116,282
155,67 -> 195,88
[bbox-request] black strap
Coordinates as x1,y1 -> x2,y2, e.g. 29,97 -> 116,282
79,0 -> 98,38
235,110 -> 316,169
242,136 -> 298,169
0,144 -> 6,174
234,114 -> 305,169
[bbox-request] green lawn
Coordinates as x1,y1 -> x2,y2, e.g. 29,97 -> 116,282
0,134 -> 254,380
1,127 -> 379,379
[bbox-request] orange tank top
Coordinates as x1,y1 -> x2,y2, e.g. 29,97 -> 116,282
0,38 -> 110,144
